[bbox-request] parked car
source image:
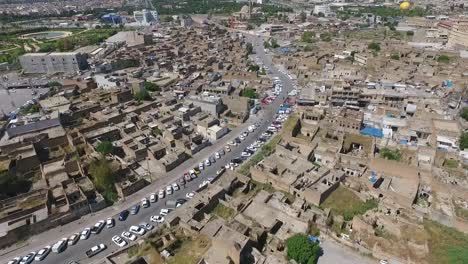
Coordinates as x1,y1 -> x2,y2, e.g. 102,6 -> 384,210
204,159 -> 211,166
104,218 -> 114,229
178,177 -> 186,185
215,152 -> 220,159
166,185 -> 173,195
209,156 -> 216,164
139,222 -> 154,231
119,210 -> 129,221
34,246 -> 50,261
160,208 -> 171,216
172,183 -> 179,191
150,193 -> 157,203
121,231 -> 136,241
19,252 -> 35,264
218,149 -> 225,155
112,235 -> 127,248
130,204 -> 140,215
68,234 -> 79,246
186,192 -> 195,199
85,244 -> 106,258
199,162 -> 204,170
141,198 -> 150,208
158,189 -> 165,199
7,257 -> 20,264
80,228 -> 91,240
52,239 -> 67,253
129,225 -> 146,236
150,215 -> 165,223
91,220 -> 105,234
225,145 -> 231,152
184,173 -> 192,182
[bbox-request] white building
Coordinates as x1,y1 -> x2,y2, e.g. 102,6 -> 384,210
313,5 -> 331,16
133,9 -> 159,26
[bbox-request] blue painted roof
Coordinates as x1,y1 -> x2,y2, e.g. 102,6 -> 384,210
360,127 -> 383,138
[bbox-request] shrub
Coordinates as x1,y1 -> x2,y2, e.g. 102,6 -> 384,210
286,234 -> 321,264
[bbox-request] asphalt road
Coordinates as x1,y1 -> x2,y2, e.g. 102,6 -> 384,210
1,35 -> 294,264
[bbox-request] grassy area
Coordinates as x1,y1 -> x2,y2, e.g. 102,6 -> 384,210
238,135 -> 282,175
212,203 -> 236,219
167,235 -> 211,264
424,220 -> 468,264
380,147 -> 401,161
453,202 -> 468,221
282,114 -> 300,135
443,159 -> 459,169
321,185 -> 378,221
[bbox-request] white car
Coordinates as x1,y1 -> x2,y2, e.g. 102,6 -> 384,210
199,162 -> 204,170
150,215 -> 165,223
112,235 -> 127,248
141,198 -> 150,208
166,185 -> 173,195
19,252 -> 35,264
186,192 -> 195,199
121,231 -> 136,241
7,257 -> 20,264
160,208 -> 171,216
80,228 -> 91,240
129,225 -> 146,236
172,183 -> 179,191
239,135 -> 245,141
150,193 -> 157,203
68,233 -> 79,246
34,246 -> 51,261
225,145 -> 231,152
158,189 -> 165,199
199,180 -> 210,189
139,222 -> 154,231
106,217 -> 115,228
241,152 -> 251,157
204,159 -> 211,166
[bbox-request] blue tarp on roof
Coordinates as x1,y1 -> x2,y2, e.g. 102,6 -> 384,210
308,235 -> 320,243
360,127 -> 383,138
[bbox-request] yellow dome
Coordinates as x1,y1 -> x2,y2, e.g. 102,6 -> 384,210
400,1 -> 411,10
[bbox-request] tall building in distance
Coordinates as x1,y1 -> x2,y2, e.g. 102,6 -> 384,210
133,9 -> 159,26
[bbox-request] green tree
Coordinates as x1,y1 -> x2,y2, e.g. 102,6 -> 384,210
380,147 -> 401,161
437,55 -> 450,63
134,89 -> 151,101
270,38 -> 279,48
368,42 -> 381,52
89,158 -> 117,203
286,234 -> 321,264
391,53 -> 400,60
406,31 -> 414,36
263,41 -> 271,48
242,88 -> 258,99
460,132 -> 468,150
96,141 -> 114,155
460,107 -> 468,121
304,45 -> 313,52
246,42 -> 254,55
301,31 -> 314,43
144,81 -> 160,92
299,11 -> 307,22
320,33 -> 331,42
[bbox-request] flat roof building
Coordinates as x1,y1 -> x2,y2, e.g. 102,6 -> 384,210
19,52 -> 88,74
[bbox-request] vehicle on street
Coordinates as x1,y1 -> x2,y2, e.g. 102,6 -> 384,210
150,215 -> 165,223
19,252 -> 35,264
199,180 -> 210,189
85,244 -> 106,258
209,156 -> 216,164
225,145 -> 231,152
52,238 -> 68,253
228,141 -> 237,146
158,189 -> 165,199
241,152 -> 251,157
178,177 -> 186,185
80,228 -> 91,240
7,257 -> 20,264
204,159 -> 211,166
129,225 -> 146,236
172,182 -> 179,191
186,192 -> 195,199
150,193 -> 157,203
218,149 -> 225,155
130,204 -> 140,215
139,222 -> 154,231
112,235 -> 127,248
121,231 -> 136,241
239,135 -> 245,141
68,233 -> 79,246
34,246 -> 51,261
106,218 -> 115,228
91,220 -> 105,234
119,210 -> 129,221
199,162 -> 204,170
160,208 -> 171,216
141,198 -> 150,208
215,152 -> 220,159
166,185 -> 173,195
